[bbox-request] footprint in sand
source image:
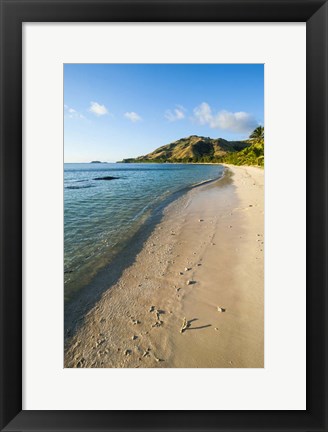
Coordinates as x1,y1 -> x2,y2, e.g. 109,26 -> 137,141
154,355 -> 164,362
151,320 -> 163,328
142,348 -> 151,357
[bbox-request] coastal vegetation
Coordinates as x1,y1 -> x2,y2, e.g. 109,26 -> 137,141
219,127 -> 264,167
120,127 -> 264,167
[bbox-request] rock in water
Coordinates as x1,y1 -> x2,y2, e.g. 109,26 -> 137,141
94,176 -> 119,181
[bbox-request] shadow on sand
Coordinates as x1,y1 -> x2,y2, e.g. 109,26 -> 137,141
185,318 -> 212,331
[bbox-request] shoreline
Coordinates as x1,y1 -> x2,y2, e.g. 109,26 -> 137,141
64,168 -> 225,331
64,165 -> 264,368
64,166 -> 225,304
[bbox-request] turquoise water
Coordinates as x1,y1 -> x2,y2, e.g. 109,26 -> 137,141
64,163 -> 224,301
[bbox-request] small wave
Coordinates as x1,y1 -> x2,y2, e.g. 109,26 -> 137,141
191,171 -> 224,188
65,184 -> 95,190
112,167 -> 183,172
192,178 -> 215,187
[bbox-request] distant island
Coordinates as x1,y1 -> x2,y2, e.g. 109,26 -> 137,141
91,161 -> 108,164
118,127 -> 264,167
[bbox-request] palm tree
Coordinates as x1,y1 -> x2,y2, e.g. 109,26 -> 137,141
250,126 -> 264,142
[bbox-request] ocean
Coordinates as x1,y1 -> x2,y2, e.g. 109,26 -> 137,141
64,163 -> 224,301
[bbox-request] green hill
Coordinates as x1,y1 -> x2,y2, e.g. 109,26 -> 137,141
121,135 -> 250,164
120,128 -> 264,167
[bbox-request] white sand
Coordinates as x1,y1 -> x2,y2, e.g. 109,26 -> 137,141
65,165 -> 264,368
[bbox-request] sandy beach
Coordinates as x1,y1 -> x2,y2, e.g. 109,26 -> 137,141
64,165 -> 264,368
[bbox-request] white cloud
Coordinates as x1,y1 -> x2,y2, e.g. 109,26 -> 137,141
165,105 -> 186,122
193,102 -> 258,134
215,110 -> 258,133
192,102 -> 213,125
124,111 -> 142,123
89,101 -> 108,116
64,104 -> 85,120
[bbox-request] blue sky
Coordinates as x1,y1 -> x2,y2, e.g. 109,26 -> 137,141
64,64 -> 264,162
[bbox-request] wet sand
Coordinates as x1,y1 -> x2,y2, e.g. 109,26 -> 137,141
64,165 -> 264,368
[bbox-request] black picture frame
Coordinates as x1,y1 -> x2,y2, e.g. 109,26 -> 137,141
0,0 -> 327,431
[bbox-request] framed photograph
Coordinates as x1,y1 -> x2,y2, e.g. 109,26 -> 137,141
63,62 -> 265,371
0,0 -> 327,431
